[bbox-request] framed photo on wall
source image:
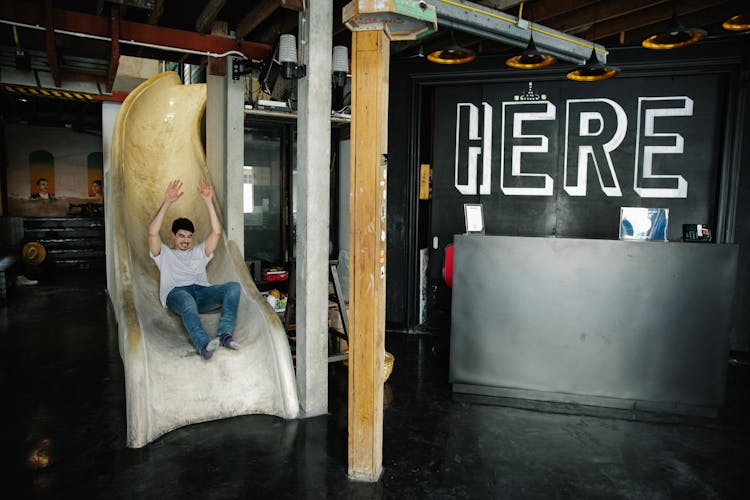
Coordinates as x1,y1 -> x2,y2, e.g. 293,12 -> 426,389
464,203 -> 485,234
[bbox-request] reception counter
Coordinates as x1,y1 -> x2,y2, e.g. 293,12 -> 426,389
449,235 -> 738,417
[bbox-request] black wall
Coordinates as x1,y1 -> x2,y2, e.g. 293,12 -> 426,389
386,40 -> 749,350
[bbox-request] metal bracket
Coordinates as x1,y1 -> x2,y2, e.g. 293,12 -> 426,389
232,58 -> 262,81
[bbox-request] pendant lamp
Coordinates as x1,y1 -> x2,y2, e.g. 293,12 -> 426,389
642,13 -> 706,49
566,48 -> 619,82
505,36 -> 556,69
427,30 -> 475,65
722,13 -> 750,31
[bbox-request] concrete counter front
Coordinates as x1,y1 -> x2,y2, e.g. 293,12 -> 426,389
449,235 -> 738,417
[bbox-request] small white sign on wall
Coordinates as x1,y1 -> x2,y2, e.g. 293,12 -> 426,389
464,203 -> 484,234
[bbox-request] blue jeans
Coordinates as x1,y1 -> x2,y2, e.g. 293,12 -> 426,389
166,282 -> 241,353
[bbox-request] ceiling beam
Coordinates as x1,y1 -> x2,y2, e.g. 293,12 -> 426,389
522,0 -> 599,23
544,0 -> 668,35
254,9 -> 300,45
0,2 -> 272,61
236,0 -> 304,40
236,0 -> 282,40
620,0 -> 750,45
195,0 -> 226,34
585,0 -> 731,42
474,0 -> 523,10
106,0 -> 156,9
146,0 -> 165,25
44,0 -> 60,87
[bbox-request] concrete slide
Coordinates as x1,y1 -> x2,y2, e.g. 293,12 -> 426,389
108,72 -> 299,448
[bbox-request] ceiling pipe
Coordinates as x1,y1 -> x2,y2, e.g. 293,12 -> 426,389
0,19 -> 249,60
429,0 -> 608,65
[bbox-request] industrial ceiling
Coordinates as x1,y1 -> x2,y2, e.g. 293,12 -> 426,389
1,0 -> 748,131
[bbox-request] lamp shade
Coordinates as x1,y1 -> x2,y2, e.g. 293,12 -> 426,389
642,13 -> 706,49
722,13 -> 750,31
427,31 -> 475,65
566,49 -> 619,82
506,37 -> 556,69
332,45 -> 349,73
278,34 -> 298,64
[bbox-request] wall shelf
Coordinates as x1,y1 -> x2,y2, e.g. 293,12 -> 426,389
244,106 -> 351,126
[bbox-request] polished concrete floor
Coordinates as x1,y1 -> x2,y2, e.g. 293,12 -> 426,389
3,272 -> 750,499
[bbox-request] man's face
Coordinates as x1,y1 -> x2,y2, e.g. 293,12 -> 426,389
37,180 -> 49,193
172,229 -> 193,250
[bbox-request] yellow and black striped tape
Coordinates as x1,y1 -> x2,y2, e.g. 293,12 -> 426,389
2,84 -> 96,101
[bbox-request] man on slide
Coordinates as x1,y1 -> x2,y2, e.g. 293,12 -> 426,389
148,178 -> 241,360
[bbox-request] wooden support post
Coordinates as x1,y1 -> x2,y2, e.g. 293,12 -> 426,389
106,5 -> 120,93
208,22 -> 228,77
348,29 -> 389,482
44,0 -> 61,87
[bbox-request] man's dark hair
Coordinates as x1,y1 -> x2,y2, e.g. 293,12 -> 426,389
171,218 -> 195,234
36,178 -> 48,186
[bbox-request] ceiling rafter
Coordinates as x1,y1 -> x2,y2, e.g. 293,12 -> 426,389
620,0 -> 750,45
522,0 -> 599,23
544,0 -> 668,35
195,0 -> 226,34
253,8 -> 300,45
0,2 -> 272,61
236,0 -> 302,40
584,0 -> 731,42
146,0 -> 165,25
236,0 -> 282,40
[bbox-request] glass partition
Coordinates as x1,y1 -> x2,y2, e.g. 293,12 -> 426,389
244,127 -> 283,265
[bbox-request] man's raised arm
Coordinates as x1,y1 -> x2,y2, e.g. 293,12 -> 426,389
198,179 -> 222,256
149,179 -> 184,256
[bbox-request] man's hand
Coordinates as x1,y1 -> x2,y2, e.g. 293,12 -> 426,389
165,179 -> 184,204
198,179 -> 213,202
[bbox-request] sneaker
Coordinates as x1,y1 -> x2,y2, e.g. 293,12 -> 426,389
200,337 -> 220,360
219,334 -> 240,350
16,275 -> 38,286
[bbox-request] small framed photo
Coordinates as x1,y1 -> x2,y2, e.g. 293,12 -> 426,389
619,207 -> 669,242
464,203 -> 485,234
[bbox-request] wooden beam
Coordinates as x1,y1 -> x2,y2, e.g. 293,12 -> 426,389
585,0 -> 730,41
348,28 -> 389,483
208,21 -> 228,77
146,0 -> 164,24
280,0 -> 304,10
236,0 -> 282,40
543,0 -> 668,34
106,5 -> 120,93
523,0 -> 598,23
195,0 -> 226,34
619,0 -> 750,45
254,10 -> 300,45
0,2 -> 272,60
44,0 -> 60,87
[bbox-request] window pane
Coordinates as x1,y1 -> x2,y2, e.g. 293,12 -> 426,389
244,127 -> 282,265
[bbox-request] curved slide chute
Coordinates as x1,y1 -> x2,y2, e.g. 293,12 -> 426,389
108,72 -> 299,448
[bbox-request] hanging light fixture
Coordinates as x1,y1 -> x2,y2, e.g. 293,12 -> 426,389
427,30 -> 475,65
278,34 -> 306,79
505,35 -> 556,69
566,48 -> 619,82
722,13 -> 750,31
332,45 -> 349,88
642,13 -> 706,49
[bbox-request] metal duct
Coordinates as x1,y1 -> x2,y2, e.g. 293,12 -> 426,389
430,0 -> 608,65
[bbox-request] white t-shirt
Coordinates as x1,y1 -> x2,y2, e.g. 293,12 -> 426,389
150,242 -> 213,307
